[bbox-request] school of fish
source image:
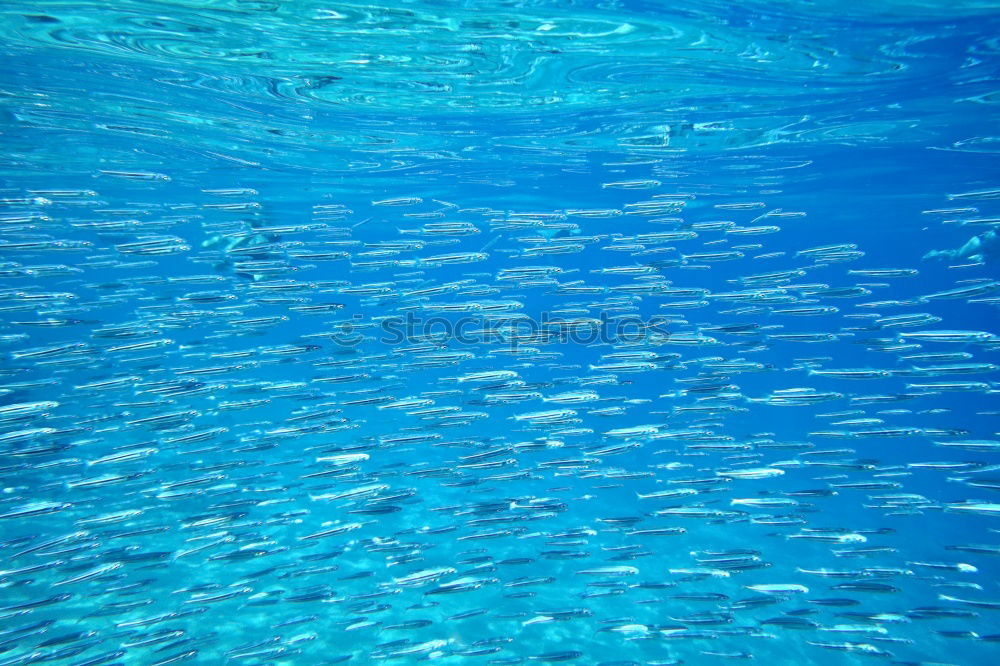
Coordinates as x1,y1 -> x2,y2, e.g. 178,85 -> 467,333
0,178 -> 998,665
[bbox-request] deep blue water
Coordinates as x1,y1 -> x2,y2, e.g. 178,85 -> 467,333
1,1 -> 999,664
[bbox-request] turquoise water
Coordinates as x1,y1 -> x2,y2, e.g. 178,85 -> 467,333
1,1 -> 1000,664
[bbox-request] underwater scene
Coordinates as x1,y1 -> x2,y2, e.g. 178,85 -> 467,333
1,0 -> 1000,664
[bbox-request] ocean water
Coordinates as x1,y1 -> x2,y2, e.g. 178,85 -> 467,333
1,1 -> 1000,664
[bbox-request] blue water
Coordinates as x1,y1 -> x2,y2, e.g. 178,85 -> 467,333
1,1 -> 999,664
